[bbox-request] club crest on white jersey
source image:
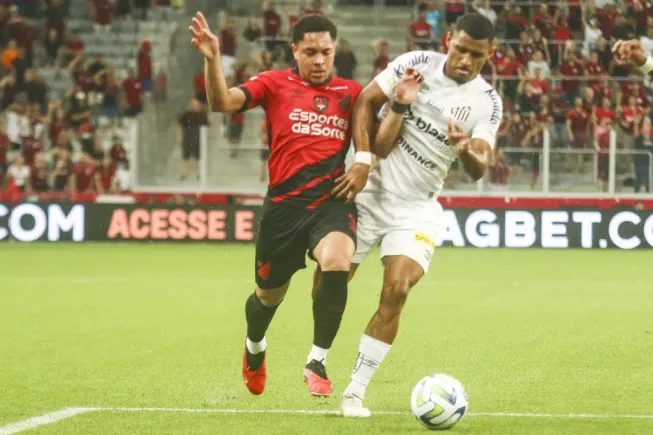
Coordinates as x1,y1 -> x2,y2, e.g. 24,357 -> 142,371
369,51 -> 503,201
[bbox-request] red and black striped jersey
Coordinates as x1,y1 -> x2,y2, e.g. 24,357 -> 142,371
239,69 -> 362,209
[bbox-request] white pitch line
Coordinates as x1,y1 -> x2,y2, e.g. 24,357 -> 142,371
0,407 -> 96,435
96,406 -> 653,419
2,406 -> 652,434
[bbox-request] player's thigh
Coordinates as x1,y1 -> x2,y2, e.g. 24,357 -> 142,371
255,202 -> 309,291
352,191 -> 385,266
379,202 -> 443,276
309,201 -> 357,271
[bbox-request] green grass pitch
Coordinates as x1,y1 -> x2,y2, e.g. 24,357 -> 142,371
1,244 -> 652,434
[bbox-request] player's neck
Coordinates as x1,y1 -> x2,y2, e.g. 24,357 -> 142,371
442,62 -> 473,85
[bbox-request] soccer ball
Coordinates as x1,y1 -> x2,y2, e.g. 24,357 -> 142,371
410,374 -> 468,430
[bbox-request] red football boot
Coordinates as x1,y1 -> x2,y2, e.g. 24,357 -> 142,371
242,346 -> 266,395
304,359 -> 333,397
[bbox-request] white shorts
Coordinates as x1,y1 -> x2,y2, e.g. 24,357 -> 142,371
352,189 -> 443,273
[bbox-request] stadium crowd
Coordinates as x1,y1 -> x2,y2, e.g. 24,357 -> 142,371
0,0 -> 178,197
2,0 -> 653,195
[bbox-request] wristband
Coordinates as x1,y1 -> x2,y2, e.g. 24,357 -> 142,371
354,151 -> 372,166
638,56 -> 653,74
391,101 -> 410,114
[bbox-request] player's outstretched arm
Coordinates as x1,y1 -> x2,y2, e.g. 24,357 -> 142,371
374,67 -> 423,157
189,12 -> 245,112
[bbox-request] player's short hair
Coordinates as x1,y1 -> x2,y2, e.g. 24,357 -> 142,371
291,14 -> 337,44
456,13 -> 495,42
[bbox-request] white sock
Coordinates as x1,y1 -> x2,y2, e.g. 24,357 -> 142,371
246,337 -> 267,354
343,334 -> 391,400
307,345 -> 329,364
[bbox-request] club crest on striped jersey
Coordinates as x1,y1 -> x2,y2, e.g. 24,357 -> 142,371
313,96 -> 329,113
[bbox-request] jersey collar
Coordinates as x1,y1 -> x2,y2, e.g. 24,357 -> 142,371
291,66 -> 332,86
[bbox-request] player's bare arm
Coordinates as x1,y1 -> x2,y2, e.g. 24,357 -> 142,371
448,119 -> 492,181
189,12 -> 245,112
374,67 -> 424,157
351,81 -> 390,159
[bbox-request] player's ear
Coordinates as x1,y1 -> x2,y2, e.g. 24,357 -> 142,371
444,32 -> 452,51
292,43 -> 299,62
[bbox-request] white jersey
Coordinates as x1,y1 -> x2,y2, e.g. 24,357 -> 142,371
366,51 -> 503,201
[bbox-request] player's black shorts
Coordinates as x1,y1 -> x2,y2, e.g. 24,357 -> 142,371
182,140 -> 199,160
254,198 -> 357,289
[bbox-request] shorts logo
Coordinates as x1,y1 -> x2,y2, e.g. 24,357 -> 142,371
257,260 -> 271,281
415,232 -> 434,247
313,96 -> 329,113
348,213 -> 357,234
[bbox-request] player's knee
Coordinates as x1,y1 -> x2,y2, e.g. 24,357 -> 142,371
318,254 -> 352,272
380,277 -> 412,312
256,286 -> 287,307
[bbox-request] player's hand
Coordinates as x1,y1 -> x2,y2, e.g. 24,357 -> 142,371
332,163 -> 369,203
612,40 -> 646,68
394,66 -> 424,104
189,12 -> 220,60
447,119 -> 471,155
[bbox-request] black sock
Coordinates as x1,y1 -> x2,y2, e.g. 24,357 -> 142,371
312,271 -> 349,350
245,292 -> 279,369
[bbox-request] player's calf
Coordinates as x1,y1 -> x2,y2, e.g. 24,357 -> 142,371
242,285 -> 287,395
304,232 -> 355,396
342,255 -> 423,410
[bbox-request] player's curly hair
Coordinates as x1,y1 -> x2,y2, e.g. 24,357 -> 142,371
456,13 -> 495,42
291,14 -> 338,44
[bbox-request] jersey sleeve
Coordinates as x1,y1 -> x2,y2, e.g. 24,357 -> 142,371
238,70 -> 277,112
374,51 -> 433,98
471,89 -> 503,149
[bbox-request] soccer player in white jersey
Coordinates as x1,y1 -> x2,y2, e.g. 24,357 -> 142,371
320,13 -> 502,417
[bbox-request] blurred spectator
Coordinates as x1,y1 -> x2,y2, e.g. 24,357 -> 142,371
595,75 -> 614,103
24,69 -> 48,112
44,0 -> 67,37
549,87 -> 569,147
504,4 -> 527,41
114,160 -> 131,192
5,95 -> 29,149
92,0 -> 113,34
193,70 -> 207,105
410,3 -> 435,49
517,82 -> 540,113
527,51 -> 550,79
43,28 -> 63,66
0,122 -> 8,178
122,69 -> 143,117
98,155 -> 116,193
552,17 -> 574,67
517,31 -> 534,64
5,155 -> 29,192
594,115 -> 612,192
618,73 -> 648,108
138,41 -> 153,92
566,97 -> 591,161
243,17 -> 262,54
489,149 -> 510,186
585,51 -> 606,90
444,0 -> 464,26
71,153 -> 100,193
262,1 -> 282,52
220,16 -> 237,83
21,105 -> 45,166
51,149 -> 73,191
370,38 -> 389,80
47,100 -> 66,144
618,95 -> 644,151
115,0 -> 133,20
611,13 -> 634,41
581,6 -> 602,56
595,97 -> 617,125
532,4 -> 554,40
109,134 -> 129,167
27,152 -> 49,193
8,6 -> 37,63
582,87 -> 597,113
2,39 -> 18,69
421,0 -> 443,39
134,0 -> 151,21
177,98 -> 208,181
89,136 -> 105,162
595,37 -> 612,73
334,39 -> 356,79
66,90 -> 91,129
495,47 -> 522,102
98,68 -> 122,126
634,117 -> 653,193
559,50 -> 584,102
531,29 -> 550,65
